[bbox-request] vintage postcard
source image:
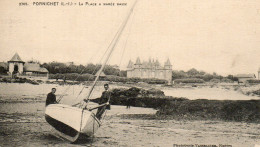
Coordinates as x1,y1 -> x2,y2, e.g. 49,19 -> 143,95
0,0 -> 259,146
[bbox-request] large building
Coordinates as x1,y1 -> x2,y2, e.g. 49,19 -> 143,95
126,57 -> 172,84
0,53 -> 49,80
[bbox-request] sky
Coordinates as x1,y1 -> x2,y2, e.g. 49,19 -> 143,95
0,0 -> 260,76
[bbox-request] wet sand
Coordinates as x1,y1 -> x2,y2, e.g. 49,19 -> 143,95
0,83 -> 260,146
1,102 -> 260,147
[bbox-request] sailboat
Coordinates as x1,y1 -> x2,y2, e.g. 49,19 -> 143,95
45,1 -> 137,143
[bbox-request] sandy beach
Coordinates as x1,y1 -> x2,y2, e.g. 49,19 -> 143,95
0,83 -> 259,147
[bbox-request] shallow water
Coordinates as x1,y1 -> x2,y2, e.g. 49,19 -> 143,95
1,83 -> 259,103
0,83 -> 125,104
163,87 -> 259,100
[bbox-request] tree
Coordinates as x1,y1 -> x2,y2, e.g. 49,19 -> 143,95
202,74 -> 214,81
187,68 -> 200,76
41,62 -> 123,76
103,65 -> 120,76
172,70 -> 187,80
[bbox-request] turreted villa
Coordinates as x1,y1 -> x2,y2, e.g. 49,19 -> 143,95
126,57 -> 172,84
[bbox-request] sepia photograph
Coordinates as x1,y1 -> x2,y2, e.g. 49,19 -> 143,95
0,0 -> 259,146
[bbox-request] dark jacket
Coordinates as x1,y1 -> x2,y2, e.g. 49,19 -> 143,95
89,90 -> 111,109
46,92 -> 57,106
99,90 -> 111,104
99,90 -> 111,109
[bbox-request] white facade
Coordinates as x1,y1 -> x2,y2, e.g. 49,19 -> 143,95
127,58 -> 172,84
8,62 -> 24,75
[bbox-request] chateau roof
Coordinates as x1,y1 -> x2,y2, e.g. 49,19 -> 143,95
24,63 -> 48,73
155,59 -> 160,66
165,58 -> 171,66
128,57 -> 170,69
141,61 -> 150,68
8,53 -> 24,63
135,57 -> 141,65
127,60 -> 133,68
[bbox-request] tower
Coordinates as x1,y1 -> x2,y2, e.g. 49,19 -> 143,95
8,53 -> 25,77
126,60 -> 134,78
155,59 -> 160,69
164,58 -> 172,85
164,58 -> 172,69
134,57 -> 141,68
127,60 -> 134,69
133,57 -> 142,77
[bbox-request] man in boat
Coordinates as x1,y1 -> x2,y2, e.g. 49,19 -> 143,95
95,84 -> 111,120
45,88 -> 58,106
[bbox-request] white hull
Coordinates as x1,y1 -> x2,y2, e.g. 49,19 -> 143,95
45,104 -> 101,142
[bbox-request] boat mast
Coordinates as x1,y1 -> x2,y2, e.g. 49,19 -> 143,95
83,0 -> 137,105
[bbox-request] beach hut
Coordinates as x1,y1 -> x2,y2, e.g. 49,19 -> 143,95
8,53 -> 25,77
23,63 -> 49,78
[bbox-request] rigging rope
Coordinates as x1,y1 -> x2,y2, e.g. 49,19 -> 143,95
81,0 -> 138,110
61,0 -> 137,109
118,9 -> 136,68
97,1 -> 137,124
57,57 -> 97,102
80,1 -> 138,143
97,17 -> 136,120
71,27 -> 123,108
58,0 -> 137,105
57,35 -> 113,103
75,25 -> 122,101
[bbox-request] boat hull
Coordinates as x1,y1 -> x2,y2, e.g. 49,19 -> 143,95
45,104 -> 101,142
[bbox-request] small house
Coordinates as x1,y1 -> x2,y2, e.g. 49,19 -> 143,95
24,63 -> 49,78
234,74 -> 256,83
